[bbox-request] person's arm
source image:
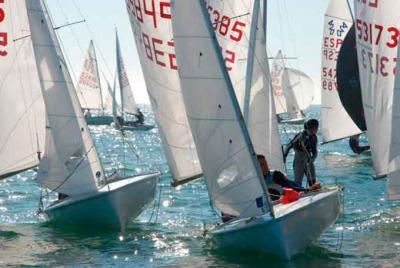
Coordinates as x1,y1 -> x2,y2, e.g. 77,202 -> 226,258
283,134 -> 299,161
310,135 -> 318,162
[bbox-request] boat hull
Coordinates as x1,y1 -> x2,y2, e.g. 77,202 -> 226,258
210,188 -> 340,260
45,173 -> 159,231
85,115 -> 114,126
280,117 -> 306,125
121,124 -> 155,131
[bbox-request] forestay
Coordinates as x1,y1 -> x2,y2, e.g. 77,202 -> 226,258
0,0 -> 45,179
205,0 -> 284,171
116,31 -> 138,116
77,40 -> 103,110
172,0 -> 271,217
321,0 -> 361,143
27,0 -> 104,196
124,0 -> 202,184
355,0 -> 399,177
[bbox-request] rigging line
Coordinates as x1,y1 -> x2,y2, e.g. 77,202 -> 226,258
282,0 -> 299,68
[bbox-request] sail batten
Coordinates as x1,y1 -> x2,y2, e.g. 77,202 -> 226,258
321,0 -> 361,143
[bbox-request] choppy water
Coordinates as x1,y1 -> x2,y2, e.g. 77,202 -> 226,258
1,105 -> 400,267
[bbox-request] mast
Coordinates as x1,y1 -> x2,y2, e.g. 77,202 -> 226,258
243,0 -> 260,123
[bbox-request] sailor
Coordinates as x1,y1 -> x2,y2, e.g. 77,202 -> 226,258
256,155 -> 320,200
349,134 -> 370,154
283,119 -> 319,187
135,108 -> 145,125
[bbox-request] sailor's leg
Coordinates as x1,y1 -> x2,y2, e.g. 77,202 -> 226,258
306,162 -> 316,186
293,152 -> 305,186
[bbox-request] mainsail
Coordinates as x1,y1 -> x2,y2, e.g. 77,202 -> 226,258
172,0 -> 271,217
124,0 -> 202,184
271,51 -> 288,114
27,0 -> 104,196
355,0 -> 398,177
116,31 -> 138,116
205,0 -> 284,171
321,0 -> 361,143
0,0 -> 45,179
77,40 -> 103,110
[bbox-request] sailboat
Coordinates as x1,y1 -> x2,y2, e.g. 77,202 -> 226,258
2,0 -> 159,231
77,41 -> 114,126
354,1 -> 399,178
172,0 -> 340,259
271,51 -> 314,125
114,30 -> 154,131
321,0 -> 362,144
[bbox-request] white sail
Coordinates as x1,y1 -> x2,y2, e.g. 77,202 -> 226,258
26,0 -> 105,196
271,50 -> 287,114
77,40 -> 103,110
116,31 -> 138,116
102,77 -> 114,113
355,1 -> 398,177
0,0 -> 45,179
321,0 -> 361,143
124,0 -> 202,184
282,68 -> 304,120
206,0 -> 284,172
172,0 -> 270,217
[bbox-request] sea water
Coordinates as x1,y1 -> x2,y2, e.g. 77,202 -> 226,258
1,105 -> 399,267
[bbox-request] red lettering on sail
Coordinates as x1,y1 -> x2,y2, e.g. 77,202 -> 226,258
0,0 -> 7,57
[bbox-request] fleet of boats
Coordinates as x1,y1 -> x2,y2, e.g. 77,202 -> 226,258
1,0 -> 400,261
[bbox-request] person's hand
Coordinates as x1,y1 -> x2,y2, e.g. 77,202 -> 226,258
310,183 -> 321,191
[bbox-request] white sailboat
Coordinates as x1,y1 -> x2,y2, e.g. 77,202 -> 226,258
271,51 -> 314,125
354,1 -> 399,178
172,0 -> 340,259
321,0 -> 361,144
114,30 -> 154,131
77,41 -> 114,126
3,0 -> 159,230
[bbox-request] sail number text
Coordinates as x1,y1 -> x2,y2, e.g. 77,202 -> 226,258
356,19 -> 400,48
0,0 -> 7,57
356,0 -> 378,8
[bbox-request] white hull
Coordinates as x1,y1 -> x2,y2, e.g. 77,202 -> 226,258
210,187 -> 340,259
280,117 -> 306,125
45,173 -> 159,231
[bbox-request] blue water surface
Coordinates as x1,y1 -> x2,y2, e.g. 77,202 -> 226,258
1,105 -> 399,267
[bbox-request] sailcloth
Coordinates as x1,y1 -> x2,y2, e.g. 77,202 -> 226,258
77,40 -> 103,110
206,0 -> 284,171
172,0 -> 270,217
355,1 -> 399,177
116,31 -> 138,116
26,0 -> 104,196
124,0 -> 202,184
321,0 -> 361,143
0,0 -> 45,179
271,51 -> 287,114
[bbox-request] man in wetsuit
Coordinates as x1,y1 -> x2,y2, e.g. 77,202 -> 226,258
349,134 -> 370,154
283,119 -> 319,187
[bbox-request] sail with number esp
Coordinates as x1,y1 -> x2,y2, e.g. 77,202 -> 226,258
0,0 -> 45,179
77,40 -> 103,110
124,0 -> 202,184
321,0 -> 361,143
172,0 -> 271,217
355,0 -> 398,177
27,0 -> 105,196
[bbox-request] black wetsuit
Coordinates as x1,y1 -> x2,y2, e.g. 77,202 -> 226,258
283,130 -> 318,187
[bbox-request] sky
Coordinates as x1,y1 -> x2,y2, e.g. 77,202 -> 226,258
46,0 -> 348,105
